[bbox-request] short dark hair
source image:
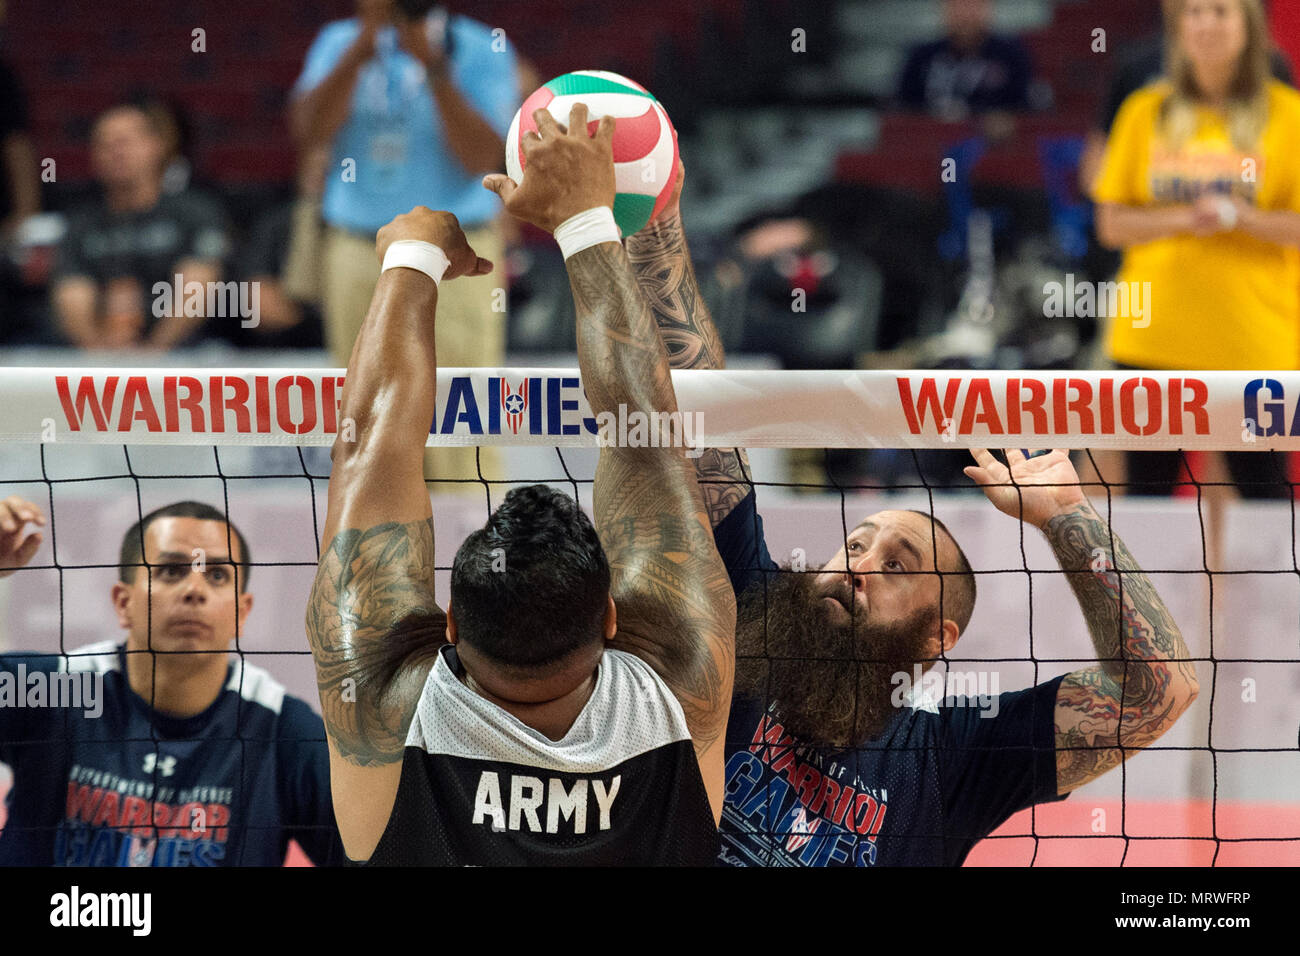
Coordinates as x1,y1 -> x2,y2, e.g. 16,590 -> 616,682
908,510 -> 976,634
119,502 -> 251,592
451,485 -> 610,670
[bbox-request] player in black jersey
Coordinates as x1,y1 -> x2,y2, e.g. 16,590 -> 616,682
306,103 -> 734,865
0,495 -> 342,866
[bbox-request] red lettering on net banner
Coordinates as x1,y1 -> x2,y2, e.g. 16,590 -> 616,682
2,367 -> 1300,450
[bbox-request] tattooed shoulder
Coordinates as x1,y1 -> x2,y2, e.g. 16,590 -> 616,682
306,518 -> 445,766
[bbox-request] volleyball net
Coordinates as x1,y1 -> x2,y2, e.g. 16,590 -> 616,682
0,366 -> 1298,865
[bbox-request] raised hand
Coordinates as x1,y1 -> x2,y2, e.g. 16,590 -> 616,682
654,151 -> 685,223
0,496 -> 45,579
482,103 -> 617,234
375,207 -> 493,280
964,448 -> 1089,529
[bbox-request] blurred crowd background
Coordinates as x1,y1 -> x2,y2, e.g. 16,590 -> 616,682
0,0 -> 1298,492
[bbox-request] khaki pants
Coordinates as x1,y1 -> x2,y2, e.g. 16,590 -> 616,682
322,223 -> 506,487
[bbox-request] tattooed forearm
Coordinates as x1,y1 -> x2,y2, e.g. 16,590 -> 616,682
305,518 -> 444,766
595,450 -> 734,748
1042,503 -> 1198,792
566,241 -> 736,749
626,213 -> 752,526
568,241 -> 675,419
626,213 -> 727,370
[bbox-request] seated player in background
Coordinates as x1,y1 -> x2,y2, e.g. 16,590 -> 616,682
626,166 -> 1199,867
51,103 -> 231,352
305,104 -> 734,865
895,0 -> 1035,124
0,497 -> 342,866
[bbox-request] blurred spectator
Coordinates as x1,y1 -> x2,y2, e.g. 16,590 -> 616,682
1081,0 -> 1293,190
0,0 -> 40,341
895,0 -> 1034,120
141,99 -> 195,197
219,149 -> 327,350
51,104 -> 231,350
0,59 -> 36,240
1092,0 -> 1300,499
280,145 -> 329,320
289,0 -> 518,486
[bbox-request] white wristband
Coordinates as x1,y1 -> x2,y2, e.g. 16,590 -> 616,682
382,240 -> 451,285
554,206 -> 621,260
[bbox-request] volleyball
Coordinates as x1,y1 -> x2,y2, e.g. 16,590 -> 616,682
505,70 -> 679,237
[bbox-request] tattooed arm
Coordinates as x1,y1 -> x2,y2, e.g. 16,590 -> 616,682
964,449 -> 1198,796
625,165 -> 753,528
486,107 -> 736,822
305,209 -> 491,859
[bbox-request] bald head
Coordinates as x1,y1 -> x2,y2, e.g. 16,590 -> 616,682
904,510 -> 976,635
816,508 -> 976,640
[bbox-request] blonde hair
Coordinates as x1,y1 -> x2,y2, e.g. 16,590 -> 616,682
1161,0 -> 1272,150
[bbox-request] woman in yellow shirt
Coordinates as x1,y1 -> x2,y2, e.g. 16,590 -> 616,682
1093,0 -> 1300,498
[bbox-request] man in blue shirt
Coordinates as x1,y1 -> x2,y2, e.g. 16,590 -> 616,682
0,496 -> 343,866
290,0 -> 520,488
624,166 -> 1200,866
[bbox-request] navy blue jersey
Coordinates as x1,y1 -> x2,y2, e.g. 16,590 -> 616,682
0,642 -> 343,867
896,34 -> 1033,115
715,493 -> 1067,867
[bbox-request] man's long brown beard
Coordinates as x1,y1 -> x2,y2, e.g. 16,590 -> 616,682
735,568 -> 938,748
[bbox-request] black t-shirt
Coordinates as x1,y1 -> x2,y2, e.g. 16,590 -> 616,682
53,190 -> 231,332
219,203 -> 323,350
1098,35 -> 1295,131
0,58 -> 29,222
896,34 -> 1034,116
714,492 -> 1067,867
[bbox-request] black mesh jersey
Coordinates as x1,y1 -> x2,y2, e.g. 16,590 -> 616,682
363,646 -> 718,866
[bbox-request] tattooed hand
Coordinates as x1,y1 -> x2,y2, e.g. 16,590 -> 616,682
653,153 -> 684,223
483,103 -> 617,233
964,448 -> 1089,530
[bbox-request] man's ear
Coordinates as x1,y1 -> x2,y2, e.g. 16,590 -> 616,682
445,600 -> 458,645
940,618 -> 959,655
603,594 -> 617,643
924,618 -> 960,661
237,590 -> 254,631
111,581 -> 132,631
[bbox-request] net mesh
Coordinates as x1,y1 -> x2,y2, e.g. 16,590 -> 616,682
0,440 -> 1297,865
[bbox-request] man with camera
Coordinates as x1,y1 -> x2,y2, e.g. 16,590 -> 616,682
290,0 -> 519,488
